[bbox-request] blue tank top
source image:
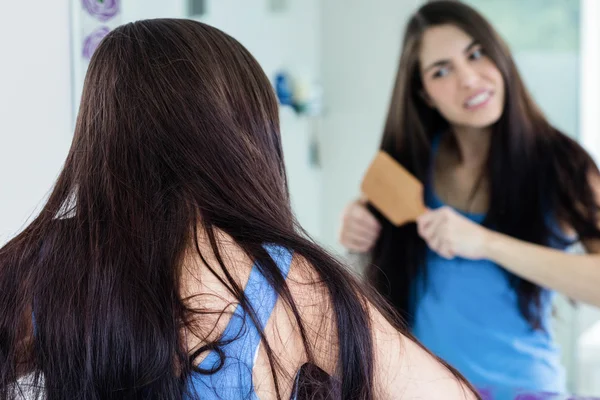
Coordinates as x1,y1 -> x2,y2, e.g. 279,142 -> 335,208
411,135 -> 568,398
186,244 -> 294,399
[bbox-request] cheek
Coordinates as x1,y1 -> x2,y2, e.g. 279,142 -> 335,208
488,68 -> 505,106
423,80 -> 457,110
494,73 -> 505,103
483,62 -> 505,89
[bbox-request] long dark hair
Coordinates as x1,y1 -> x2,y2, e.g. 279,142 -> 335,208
1,19 -> 403,400
368,0 -> 600,329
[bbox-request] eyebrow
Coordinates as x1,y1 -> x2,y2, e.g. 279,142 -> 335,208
422,40 -> 480,74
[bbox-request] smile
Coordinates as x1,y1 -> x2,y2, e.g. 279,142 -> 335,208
464,90 -> 493,110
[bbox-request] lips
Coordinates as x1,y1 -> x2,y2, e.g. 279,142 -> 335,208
464,90 -> 493,109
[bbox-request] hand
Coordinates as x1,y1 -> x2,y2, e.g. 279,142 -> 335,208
339,197 -> 381,253
416,206 -> 493,260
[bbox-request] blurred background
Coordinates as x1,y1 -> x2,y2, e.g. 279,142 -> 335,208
1,0 -> 599,395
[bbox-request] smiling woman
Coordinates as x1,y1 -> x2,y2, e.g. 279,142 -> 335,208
418,24 -> 505,131
338,0 -> 600,397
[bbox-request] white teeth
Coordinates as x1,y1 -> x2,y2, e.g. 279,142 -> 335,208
466,92 -> 491,108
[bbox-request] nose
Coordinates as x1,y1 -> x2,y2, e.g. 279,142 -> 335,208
456,63 -> 479,89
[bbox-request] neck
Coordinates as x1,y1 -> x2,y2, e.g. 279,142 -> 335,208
450,125 -> 492,168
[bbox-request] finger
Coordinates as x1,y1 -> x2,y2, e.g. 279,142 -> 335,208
350,205 -> 381,232
416,213 -> 432,236
417,217 -> 430,238
341,203 -> 376,235
346,228 -> 380,248
341,234 -> 375,253
421,231 -> 432,249
339,219 -> 379,243
344,207 -> 380,234
419,212 -> 444,240
426,231 -> 443,253
438,241 -> 455,260
417,207 -> 444,230
416,207 -> 439,225
433,239 -> 453,259
339,220 -> 380,251
417,221 -> 430,241
343,227 -> 379,247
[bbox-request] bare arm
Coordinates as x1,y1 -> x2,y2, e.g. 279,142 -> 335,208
483,233 -> 600,306
369,304 -> 478,400
418,170 -> 600,307
482,170 -> 600,307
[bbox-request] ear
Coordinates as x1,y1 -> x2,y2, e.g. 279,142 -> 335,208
419,90 -> 436,108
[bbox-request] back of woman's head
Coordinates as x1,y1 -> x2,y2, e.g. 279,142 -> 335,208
73,18 -> 291,237
0,19 -> 380,399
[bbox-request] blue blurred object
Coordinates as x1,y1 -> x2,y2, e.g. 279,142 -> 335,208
274,71 -> 294,107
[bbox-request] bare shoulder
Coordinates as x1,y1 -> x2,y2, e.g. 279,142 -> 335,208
369,304 -> 478,400
253,252 -> 339,398
274,252 -> 338,365
278,255 -> 478,399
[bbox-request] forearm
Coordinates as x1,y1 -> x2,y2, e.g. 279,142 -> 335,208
484,231 -> 600,306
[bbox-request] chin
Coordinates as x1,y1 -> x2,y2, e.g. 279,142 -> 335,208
460,109 -> 503,129
468,118 -> 500,129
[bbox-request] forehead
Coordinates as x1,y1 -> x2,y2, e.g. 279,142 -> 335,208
419,24 -> 475,67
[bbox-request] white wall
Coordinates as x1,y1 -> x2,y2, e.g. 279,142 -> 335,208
199,0 -> 320,87
580,0 -> 600,164
0,2 -> 73,245
319,0 -> 423,252
514,52 -> 579,139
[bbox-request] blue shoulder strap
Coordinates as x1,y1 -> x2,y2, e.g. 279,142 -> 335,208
188,245 -> 294,399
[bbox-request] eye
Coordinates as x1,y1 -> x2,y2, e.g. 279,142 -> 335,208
433,66 -> 450,79
469,48 -> 484,60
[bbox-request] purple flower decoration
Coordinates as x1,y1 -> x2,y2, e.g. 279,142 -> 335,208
82,0 -> 120,22
82,26 -> 110,60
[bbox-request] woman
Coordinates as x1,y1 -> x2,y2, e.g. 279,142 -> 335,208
339,1 -> 600,396
0,19 -> 479,400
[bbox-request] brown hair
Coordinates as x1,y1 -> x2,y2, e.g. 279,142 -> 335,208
369,0 -> 600,329
0,19 -> 380,399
